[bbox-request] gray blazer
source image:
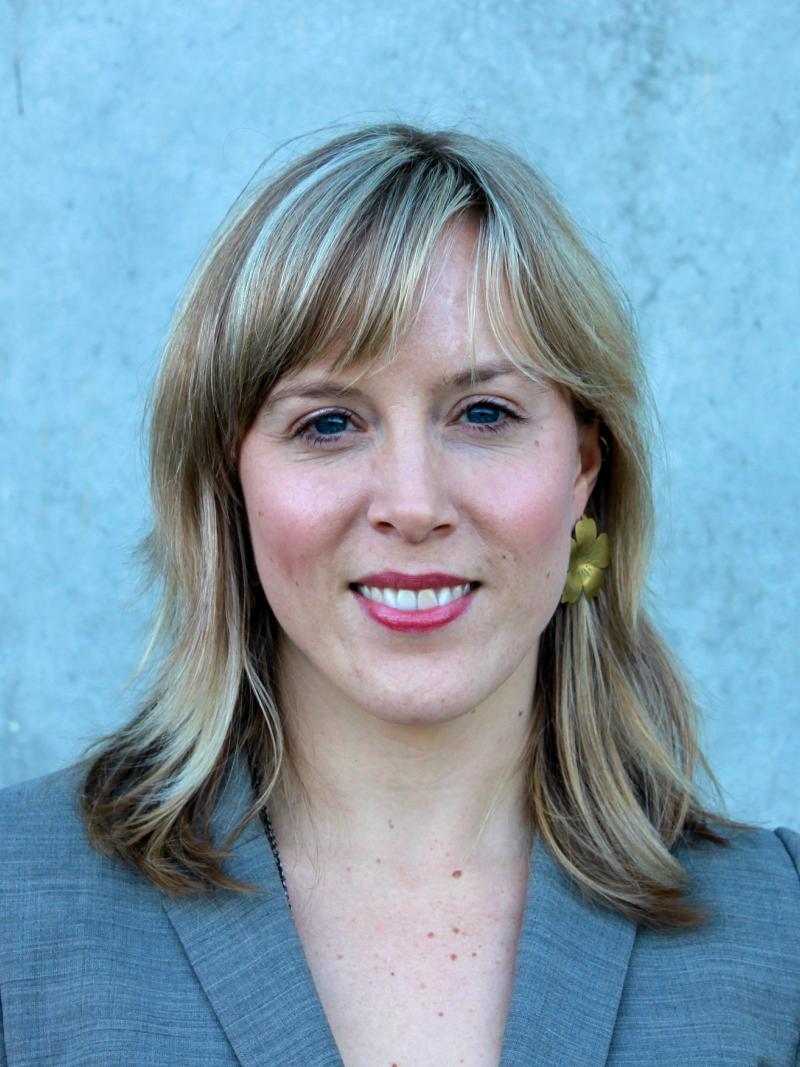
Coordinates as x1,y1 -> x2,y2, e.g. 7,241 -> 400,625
1,755 -> 798,1066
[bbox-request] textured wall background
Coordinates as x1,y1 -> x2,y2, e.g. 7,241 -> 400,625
2,1 -> 797,826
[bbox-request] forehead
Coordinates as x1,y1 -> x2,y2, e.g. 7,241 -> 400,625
265,219 -> 547,402
264,355 -> 545,411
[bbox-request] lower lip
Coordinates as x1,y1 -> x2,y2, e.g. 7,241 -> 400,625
352,585 -> 478,633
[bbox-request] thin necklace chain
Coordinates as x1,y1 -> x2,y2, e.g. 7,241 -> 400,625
248,753 -> 292,911
259,807 -> 292,910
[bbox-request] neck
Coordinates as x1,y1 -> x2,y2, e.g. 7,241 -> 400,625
266,644 -> 538,883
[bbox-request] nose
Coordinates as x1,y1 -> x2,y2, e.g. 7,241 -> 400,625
366,426 -> 458,543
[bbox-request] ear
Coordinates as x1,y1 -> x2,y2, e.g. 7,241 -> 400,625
572,417 -> 603,520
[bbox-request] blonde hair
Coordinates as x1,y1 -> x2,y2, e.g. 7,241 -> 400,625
81,122 -> 745,927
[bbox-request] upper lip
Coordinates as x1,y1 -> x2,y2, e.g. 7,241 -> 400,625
352,571 -> 477,590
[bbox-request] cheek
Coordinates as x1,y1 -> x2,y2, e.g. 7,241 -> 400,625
240,455 -> 355,603
476,463 -> 575,593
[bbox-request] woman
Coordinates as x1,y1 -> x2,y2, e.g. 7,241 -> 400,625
1,123 -> 798,1066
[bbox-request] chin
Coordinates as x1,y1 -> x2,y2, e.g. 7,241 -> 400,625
351,681 -> 496,728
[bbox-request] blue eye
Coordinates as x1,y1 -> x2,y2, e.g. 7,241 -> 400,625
464,403 -> 503,425
310,412 -> 350,436
460,400 -> 520,433
293,408 -> 355,447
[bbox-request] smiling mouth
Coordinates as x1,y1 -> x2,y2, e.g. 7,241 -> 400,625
349,581 -> 480,613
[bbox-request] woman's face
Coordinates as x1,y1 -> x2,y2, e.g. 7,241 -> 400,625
238,219 -> 601,726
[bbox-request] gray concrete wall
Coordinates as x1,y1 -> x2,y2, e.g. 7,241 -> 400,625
2,1 -> 797,826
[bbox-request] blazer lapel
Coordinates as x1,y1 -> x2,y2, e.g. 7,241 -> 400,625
162,755 -> 344,1067
499,837 -> 636,1067
164,754 -> 635,1067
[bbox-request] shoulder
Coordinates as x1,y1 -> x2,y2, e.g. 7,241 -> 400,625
0,759 -> 87,819
664,824 -> 799,974
610,825 -> 800,1058
0,762 -> 165,974
655,822 -> 800,959
679,822 -> 800,972
677,822 -> 800,922
0,760 -> 105,883
0,766 -> 244,1061
0,761 -> 90,865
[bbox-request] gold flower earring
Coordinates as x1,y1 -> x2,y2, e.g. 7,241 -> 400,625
560,515 -> 611,604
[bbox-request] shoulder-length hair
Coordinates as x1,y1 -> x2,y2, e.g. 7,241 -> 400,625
81,122 -> 745,928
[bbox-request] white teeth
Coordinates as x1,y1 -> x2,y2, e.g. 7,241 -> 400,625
417,589 -> 438,610
357,583 -> 473,611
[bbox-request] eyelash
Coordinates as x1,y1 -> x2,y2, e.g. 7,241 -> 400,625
292,399 -> 524,449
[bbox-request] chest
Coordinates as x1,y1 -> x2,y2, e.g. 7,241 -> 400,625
285,869 -> 529,1067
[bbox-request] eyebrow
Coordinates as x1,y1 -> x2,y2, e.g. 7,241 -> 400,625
444,359 -> 527,389
264,359 -> 530,409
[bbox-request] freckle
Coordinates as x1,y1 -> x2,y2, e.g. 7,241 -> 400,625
337,954 -> 343,959
375,857 -> 382,863
419,981 -> 426,989
471,951 -> 477,957
437,1010 -> 444,1017
534,439 -> 540,447
388,819 -> 395,829
451,870 -> 462,878
257,510 -> 264,517
346,866 -> 351,872
452,926 -> 459,933
390,971 -> 395,976
427,931 -> 435,938
517,710 -> 523,717
450,953 -> 458,960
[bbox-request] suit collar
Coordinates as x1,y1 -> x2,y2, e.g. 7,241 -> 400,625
164,753 -> 635,1067
499,837 -> 636,1066
162,753 -> 345,1066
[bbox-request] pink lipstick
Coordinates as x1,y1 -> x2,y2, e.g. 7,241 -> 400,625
350,572 -> 479,633
352,571 -> 474,589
